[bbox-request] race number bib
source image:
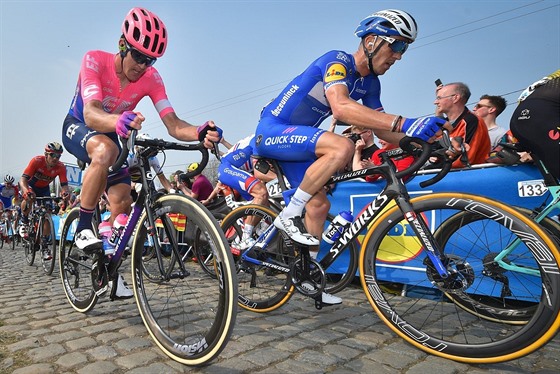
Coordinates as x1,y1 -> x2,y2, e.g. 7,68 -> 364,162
518,179 -> 548,197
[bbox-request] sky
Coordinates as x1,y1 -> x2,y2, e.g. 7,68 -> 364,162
1,0 -> 559,182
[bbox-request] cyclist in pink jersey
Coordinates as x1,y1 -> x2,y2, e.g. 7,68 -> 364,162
62,7 -> 222,297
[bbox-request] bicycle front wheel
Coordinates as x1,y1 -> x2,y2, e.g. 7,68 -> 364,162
58,208 -> 98,313
41,214 -> 57,275
221,204 -> 295,313
360,192 -> 560,363
24,224 -> 37,266
131,194 -> 237,366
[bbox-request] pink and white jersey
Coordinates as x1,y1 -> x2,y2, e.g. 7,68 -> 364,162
68,50 -> 174,122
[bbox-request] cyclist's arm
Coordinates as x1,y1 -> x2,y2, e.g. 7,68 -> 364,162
162,112 -> 220,148
83,101 -> 143,133
326,84 -> 405,144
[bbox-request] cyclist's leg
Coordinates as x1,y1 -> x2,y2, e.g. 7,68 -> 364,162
63,115 -> 117,252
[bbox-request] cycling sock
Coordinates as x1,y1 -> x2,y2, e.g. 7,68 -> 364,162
282,188 -> 312,218
242,224 -> 254,240
76,207 -> 95,233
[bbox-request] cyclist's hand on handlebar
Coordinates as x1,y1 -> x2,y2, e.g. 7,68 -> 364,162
24,188 -> 35,200
197,121 -> 223,149
401,116 -> 447,142
116,111 -> 144,138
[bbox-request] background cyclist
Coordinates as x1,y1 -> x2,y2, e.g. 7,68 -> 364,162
0,175 -> 20,241
254,9 -> 448,305
510,70 -> 560,180
217,134 -> 276,250
19,142 -> 69,259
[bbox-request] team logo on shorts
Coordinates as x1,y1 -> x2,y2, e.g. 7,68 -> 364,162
255,135 -> 263,146
325,63 -> 347,83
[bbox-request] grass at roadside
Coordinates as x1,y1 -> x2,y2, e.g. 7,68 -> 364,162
0,321 -> 28,374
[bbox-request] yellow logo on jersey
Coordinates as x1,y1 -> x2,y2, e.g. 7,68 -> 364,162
325,63 -> 347,83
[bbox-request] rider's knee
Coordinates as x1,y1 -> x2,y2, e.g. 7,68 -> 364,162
88,138 -> 119,166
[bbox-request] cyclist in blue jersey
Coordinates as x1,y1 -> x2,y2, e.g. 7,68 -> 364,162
255,9 -> 448,305
218,134 -> 276,250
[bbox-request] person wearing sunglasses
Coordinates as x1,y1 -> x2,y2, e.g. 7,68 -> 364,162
431,82 -> 491,169
19,142 -> 70,255
61,6 -> 224,276
472,94 -> 508,147
254,9 -> 449,306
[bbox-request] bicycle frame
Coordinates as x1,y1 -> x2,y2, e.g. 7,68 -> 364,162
242,144 -> 451,280
493,159 -> 560,276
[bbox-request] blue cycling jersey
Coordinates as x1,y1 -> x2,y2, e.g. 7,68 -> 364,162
219,135 -> 259,201
255,50 -> 383,186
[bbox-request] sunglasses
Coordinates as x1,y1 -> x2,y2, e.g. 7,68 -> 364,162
129,47 -> 157,67
47,153 -> 61,159
474,103 -> 493,109
378,35 -> 409,55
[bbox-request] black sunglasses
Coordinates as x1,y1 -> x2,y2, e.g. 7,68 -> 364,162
129,47 -> 157,67
47,153 -> 61,159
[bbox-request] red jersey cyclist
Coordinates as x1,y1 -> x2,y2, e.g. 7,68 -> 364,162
20,142 -> 70,258
61,8 -> 222,298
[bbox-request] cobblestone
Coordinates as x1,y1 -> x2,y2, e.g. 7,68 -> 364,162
1,243 -> 559,373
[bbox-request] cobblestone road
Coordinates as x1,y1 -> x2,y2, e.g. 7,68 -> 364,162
1,243 -> 559,373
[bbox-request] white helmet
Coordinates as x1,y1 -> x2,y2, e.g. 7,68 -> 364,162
355,9 -> 418,42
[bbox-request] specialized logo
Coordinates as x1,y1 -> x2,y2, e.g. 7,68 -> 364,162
325,63 -> 347,83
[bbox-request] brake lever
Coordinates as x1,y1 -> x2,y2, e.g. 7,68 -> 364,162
211,142 -> 221,161
453,136 -> 471,168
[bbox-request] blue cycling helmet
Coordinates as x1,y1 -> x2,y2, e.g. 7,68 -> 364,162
355,9 -> 418,42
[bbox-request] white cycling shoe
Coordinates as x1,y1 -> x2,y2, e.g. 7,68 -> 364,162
274,214 -> 319,246
75,229 -> 102,253
111,273 -> 134,300
301,281 -> 342,306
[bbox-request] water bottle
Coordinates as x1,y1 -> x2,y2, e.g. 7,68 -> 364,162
98,221 -> 114,256
109,213 -> 128,247
322,211 -> 353,244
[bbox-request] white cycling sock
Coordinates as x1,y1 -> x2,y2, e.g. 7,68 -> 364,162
282,188 -> 312,218
242,224 -> 254,240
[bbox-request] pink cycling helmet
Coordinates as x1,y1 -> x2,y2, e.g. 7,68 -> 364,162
122,7 -> 167,58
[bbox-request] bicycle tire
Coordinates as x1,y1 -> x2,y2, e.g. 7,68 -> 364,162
24,223 -> 37,266
131,194 -> 237,366
221,204 -> 295,312
10,223 -> 16,250
360,192 -> 560,363
193,212 -> 227,278
59,207 -> 99,313
319,213 -> 359,294
434,205 -> 560,324
41,214 -> 57,275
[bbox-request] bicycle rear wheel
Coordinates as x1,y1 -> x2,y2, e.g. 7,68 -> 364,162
59,207 -> 99,313
41,214 -> 57,275
360,192 -> 560,363
131,194 -> 237,366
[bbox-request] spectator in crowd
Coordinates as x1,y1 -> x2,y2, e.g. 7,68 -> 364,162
433,82 -> 491,168
342,125 -> 379,171
472,94 -> 508,147
176,163 -> 213,202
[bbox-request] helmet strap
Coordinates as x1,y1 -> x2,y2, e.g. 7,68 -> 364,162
362,36 -> 385,75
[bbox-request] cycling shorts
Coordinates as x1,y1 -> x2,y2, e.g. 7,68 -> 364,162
255,116 -> 326,187
218,163 -> 260,201
62,113 -> 131,187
